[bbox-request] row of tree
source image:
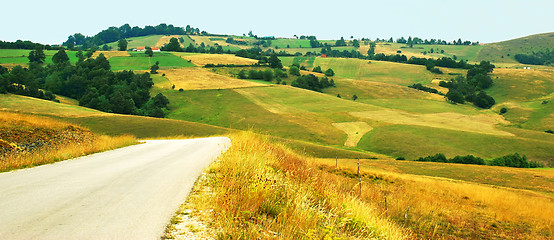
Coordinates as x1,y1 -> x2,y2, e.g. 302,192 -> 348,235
414,153 -> 544,168
63,23 -> 203,49
514,49 -> 554,65
0,48 -> 169,118
0,40 -> 63,50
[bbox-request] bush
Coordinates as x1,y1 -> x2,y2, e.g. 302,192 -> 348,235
396,157 -> 405,160
324,68 -> 335,76
490,153 -> 542,168
500,107 -> 508,114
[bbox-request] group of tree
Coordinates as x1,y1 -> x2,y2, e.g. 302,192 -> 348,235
225,37 -> 248,46
0,48 -> 169,118
514,49 -> 554,65
439,61 -> 496,109
311,66 -> 335,76
160,38 -> 226,54
0,40 -> 63,50
291,73 -> 335,92
237,68 -> 287,82
63,23 -> 203,49
413,152 -> 543,168
375,36 -> 479,46
408,83 -> 441,95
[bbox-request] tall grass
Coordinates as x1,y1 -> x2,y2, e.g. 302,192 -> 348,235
0,112 -> 137,172
169,132 -> 553,239
170,132 -> 406,239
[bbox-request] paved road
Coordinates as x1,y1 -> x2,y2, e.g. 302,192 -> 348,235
0,137 -> 230,240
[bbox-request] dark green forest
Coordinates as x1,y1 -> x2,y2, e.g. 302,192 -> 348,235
0,49 -> 169,118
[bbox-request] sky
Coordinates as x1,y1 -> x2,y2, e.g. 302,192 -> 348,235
1,0 -> 553,45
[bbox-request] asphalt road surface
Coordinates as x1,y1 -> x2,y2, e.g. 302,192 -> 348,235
0,137 -> 230,240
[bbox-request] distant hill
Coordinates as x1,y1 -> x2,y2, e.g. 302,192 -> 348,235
476,32 -> 554,63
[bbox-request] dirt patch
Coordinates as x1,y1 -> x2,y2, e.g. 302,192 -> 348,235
351,110 -> 513,136
161,68 -> 265,90
332,122 -> 373,147
180,54 -> 257,67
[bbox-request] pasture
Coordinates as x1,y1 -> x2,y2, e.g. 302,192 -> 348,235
160,68 -> 265,90
109,52 -> 194,71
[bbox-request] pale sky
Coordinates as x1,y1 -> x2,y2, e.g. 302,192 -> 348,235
1,0 -> 553,45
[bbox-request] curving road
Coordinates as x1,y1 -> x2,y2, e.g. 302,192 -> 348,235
0,137 -> 230,240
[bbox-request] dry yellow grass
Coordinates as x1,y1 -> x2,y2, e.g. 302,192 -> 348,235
320,161 -> 554,239
161,68 -> 265,90
92,51 -> 130,59
167,132 -> 553,239
165,132 -> 406,239
179,54 -> 257,67
332,122 -> 373,147
155,35 -> 182,48
351,110 -> 513,136
0,111 -> 136,172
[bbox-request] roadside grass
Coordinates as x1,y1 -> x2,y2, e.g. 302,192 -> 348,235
318,161 -> 554,239
159,68 -> 265,90
0,111 -> 136,172
167,131 -> 553,239
165,131 -> 406,239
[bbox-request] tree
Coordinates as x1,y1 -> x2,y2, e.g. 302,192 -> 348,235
28,48 -> 46,64
352,39 -> 360,48
352,94 -> 358,101
324,68 -> 335,76
268,54 -> 282,68
289,66 -> 300,76
312,66 -> 322,73
446,89 -> 464,104
163,37 -> 183,52
145,47 -> 154,57
118,39 -> 128,51
52,49 -> 70,65
237,70 -> 247,79
150,61 -> 160,74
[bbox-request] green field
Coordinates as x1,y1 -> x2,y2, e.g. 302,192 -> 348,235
106,35 -> 164,49
109,52 -> 194,71
476,32 -> 554,63
0,50 -> 80,66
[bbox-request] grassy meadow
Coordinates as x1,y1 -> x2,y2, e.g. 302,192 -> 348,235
165,132 -> 554,239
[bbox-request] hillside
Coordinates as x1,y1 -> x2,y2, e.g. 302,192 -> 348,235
476,32 -> 554,64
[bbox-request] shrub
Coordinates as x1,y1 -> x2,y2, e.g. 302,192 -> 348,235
500,107 -> 508,114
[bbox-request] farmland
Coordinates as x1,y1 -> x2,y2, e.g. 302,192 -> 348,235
2,30 -> 554,239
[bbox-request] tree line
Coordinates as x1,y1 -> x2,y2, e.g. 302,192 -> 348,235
63,23 -> 203,49
0,48 -> 169,118
413,152 -> 544,168
0,40 -> 63,50
514,49 -> 554,65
